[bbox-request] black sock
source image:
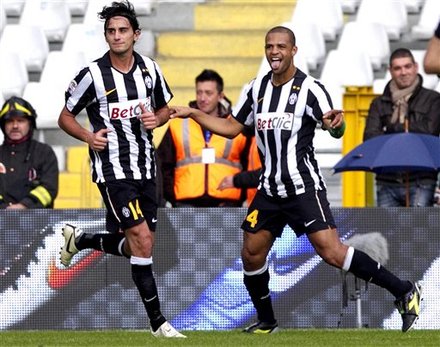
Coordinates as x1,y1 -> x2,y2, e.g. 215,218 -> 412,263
349,249 -> 412,298
76,233 -> 129,257
131,264 -> 166,331
243,268 -> 276,324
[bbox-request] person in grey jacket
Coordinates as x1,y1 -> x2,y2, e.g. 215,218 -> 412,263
364,48 -> 440,207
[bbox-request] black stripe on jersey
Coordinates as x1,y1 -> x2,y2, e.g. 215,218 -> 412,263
152,67 -> 168,110
67,68 -> 96,116
255,75 -> 270,114
98,62 -> 119,181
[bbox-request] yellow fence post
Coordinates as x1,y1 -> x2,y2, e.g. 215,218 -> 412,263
341,86 -> 377,207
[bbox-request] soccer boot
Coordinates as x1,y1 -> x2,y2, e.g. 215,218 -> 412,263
60,224 -> 83,267
151,321 -> 186,338
394,281 -> 422,332
243,321 -> 279,334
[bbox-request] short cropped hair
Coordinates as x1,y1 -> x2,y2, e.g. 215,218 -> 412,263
266,26 -> 296,46
195,69 -> 224,93
389,48 -> 415,66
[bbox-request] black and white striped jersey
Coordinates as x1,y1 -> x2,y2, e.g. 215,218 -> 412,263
65,51 -> 173,183
233,68 -> 333,199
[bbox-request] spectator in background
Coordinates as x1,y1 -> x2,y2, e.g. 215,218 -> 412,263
423,21 -> 440,74
0,96 -> 58,209
364,48 -> 440,207
157,69 -> 252,207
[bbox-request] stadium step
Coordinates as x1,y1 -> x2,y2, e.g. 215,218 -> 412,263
55,146 -> 102,209
157,1 -> 296,105
157,30 -> 266,59
157,56 -> 260,104
194,1 -> 295,31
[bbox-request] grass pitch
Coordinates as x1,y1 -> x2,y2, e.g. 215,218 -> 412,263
1,329 -> 440,347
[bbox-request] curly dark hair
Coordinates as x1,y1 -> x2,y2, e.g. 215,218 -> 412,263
98,0 -> 140,31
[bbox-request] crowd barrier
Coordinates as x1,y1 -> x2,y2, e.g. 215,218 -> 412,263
1,207 -> 439,330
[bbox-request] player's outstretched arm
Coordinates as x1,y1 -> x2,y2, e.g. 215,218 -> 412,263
170,106 -> 244,139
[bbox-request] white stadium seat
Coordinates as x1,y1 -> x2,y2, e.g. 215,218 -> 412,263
0,24 -> 49,72
19,0 -> 71,42
411,0 -> 440,40
338,22 -> 390,71
40,51 -> 87,91
356,0 -> 408,40
286,21 -> 326,71
22,82 -> 65,129
0,5 -> 7,35
340,0 -> 361,14
62,23 -> 108,62
135,30 -> 155,57
292,0 -> 344,41
0,52 -> 28,99
320,49 -> 374,87
66,0 -> 89,16
1,0 -> 26,17
404,0 -> 423,14
320,49 -> 374,109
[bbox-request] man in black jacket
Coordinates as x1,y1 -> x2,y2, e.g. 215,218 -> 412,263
364,48 -> 440,207
0,97 -> 58,209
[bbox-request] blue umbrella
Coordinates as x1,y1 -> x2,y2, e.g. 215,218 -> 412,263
334,132 -> 440,174
333,132 -> 440,207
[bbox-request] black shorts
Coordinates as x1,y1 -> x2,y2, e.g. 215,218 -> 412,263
241,189 -> 336,238
97,178 -> 158,233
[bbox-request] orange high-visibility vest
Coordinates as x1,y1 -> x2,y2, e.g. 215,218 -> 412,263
245,136 -> 262,206
169,118 -> 248,201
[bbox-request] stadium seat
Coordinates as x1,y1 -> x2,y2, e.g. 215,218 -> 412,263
285,21 -> 326,71
0,24 -> 49,72
0,52 -> 28,99
340,0 -> 361,14
291,0 -> 344,41
0,5 -> 6,35
65,0 -> 89,16
19,0 -> 71,42
372,77 -> 388,94
1,0 -> 26,17
320,49 -> 374,109
320,49 -> 374,87
404,0 -> 423,14
40,51 -> 87,91
356,0 -> 408,40
62,23 -> 108,62
337,22 -> 390,71
411,0 -> 440,40
135,29 -> 155,57
22,82 -> 65,129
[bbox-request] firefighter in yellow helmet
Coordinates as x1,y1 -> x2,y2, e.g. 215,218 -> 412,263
0,96 -> 58,209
